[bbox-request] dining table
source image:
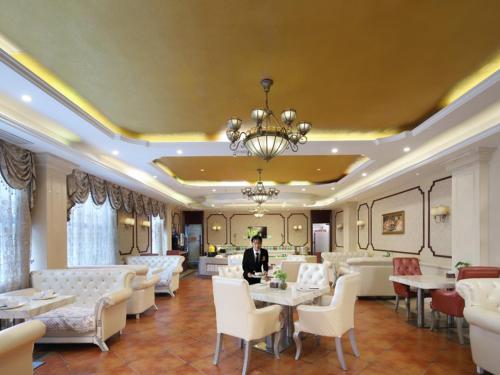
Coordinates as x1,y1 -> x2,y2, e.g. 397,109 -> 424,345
249,281 -> 331,353
389,275 -> 456,328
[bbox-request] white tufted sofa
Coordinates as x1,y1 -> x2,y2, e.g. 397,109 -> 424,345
126,255 -> 184,296
31,269 -> 134,351
70,265 -> 160,319
338,257 -> 394,297
218,265 -> 244,279
457,278 -> 500,375
227,254 -> 244,266
296,263 -> 329,289
321,250 -> 370,283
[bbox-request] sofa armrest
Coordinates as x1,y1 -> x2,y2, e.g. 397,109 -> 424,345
101,288 -> 133,307
0,320 -> 46,357
133,274 -> 161,290
464,306 -> 500,334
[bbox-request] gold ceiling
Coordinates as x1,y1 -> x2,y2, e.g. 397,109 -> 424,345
156,155 -> 364,184
0,1 -> 499,140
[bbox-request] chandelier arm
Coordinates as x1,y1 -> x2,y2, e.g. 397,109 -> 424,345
289,142 -> 299,152
298,135 -> 308,144
229,140 -> 241,151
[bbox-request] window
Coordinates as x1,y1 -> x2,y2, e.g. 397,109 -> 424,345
0,177 -> 30,293
152,215 -> 166,254
67,198 -> 117,266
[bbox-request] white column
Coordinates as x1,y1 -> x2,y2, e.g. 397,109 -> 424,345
342,202 -> 358,253
165,205 -> 173,252
447,147 -> 493,267
31,153 -> 75,270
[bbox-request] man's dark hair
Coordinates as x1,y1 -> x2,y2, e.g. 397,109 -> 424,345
251,235 -> 263,243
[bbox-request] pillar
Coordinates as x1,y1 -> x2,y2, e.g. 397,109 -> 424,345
342,202 -> 358,253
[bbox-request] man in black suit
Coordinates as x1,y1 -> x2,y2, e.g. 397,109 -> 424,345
242,235 -> 269,285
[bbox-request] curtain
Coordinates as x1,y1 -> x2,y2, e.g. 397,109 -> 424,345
152,215 -> 166,255
67,198 -> 118,266
0,177 -> 31,293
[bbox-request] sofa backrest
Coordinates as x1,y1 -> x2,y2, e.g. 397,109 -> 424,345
227,254 -> 243,266
69,264 -> 149,276
126,256 -> 184,285
218,265 -> 244,279
30,269 -> 134,307
457,278 -> 500,312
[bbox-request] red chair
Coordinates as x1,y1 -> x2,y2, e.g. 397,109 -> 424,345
430,266 -> 500,344
392,257 -> 422,320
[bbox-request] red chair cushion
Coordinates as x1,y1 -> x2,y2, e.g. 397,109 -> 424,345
392,257 -> 422,298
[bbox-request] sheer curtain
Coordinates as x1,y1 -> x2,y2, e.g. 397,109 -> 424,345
0,177 -> 31,293
67,198 -> 118,266
152,215 -> 166,255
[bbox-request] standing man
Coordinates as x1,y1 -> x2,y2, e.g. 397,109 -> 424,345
242,235 -> 269,285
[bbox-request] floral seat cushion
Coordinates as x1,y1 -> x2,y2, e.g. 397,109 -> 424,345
36,305 -> 95,333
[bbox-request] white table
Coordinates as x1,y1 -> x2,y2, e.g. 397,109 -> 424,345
389,275 -> 455,328
249,282 -> 330,351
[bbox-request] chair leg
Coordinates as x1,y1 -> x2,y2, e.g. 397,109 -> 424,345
315,335 -> 321,346
395,295 -> 400,311
273,331 -> 281,359
476,365 -> 484,374
430,310 -> 438,331
135,313 -> 140,320
153,304 -> 159,311
213,333 -> 223,365
348,329 -> 360,358
293,331 -> 302,360
456,317 -> 465,345
335,337 -> 347,371
405,298 -> 411,321
242,340 -> 251,375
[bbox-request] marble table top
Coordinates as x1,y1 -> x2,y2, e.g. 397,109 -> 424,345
0,288 -> 76,320
249,282 -> 330,306
389,275 -> 455,289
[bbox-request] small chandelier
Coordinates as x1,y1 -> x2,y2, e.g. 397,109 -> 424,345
242,169 -> 279,204
252,204 -> 268,218
226,78 -> 312,161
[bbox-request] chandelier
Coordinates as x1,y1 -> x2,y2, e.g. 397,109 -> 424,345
226,78 -> 312,161
241,169 -> 279,204
252,205 -> 268,218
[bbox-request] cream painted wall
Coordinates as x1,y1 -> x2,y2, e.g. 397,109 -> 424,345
334,211 -> 344,248
489,147 -> 500,265
204,210 -> 310,250
358,203 -> 369,249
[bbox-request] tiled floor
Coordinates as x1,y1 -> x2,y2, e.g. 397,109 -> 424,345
34,275 -> 477,375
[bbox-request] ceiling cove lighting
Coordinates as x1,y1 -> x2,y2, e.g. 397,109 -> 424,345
226,78 -> 312,161
21,94 -> 32,103
331,148 -> 338,153
176,149 -> 183,155
241,169 -> 279,204
112,150 -> 119,155
403,147 -> 411,152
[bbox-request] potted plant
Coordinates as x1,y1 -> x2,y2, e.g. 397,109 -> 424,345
273,270 -> 288,290
455,261 -> 471,269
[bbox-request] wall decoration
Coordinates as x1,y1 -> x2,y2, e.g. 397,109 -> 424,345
229,213 -> 286,246
357,203 -> 369,249
428,176 -> 452,258
334,210 -> 343,248
382,211 -> 405,235
247,226 -> 268,239
206,214 -> 228,245
287,213 -> 309,247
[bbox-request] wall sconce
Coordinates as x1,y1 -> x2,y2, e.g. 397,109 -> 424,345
141,220 -> 151,228
336,224 -> 343,230
211,225 -> 222,231
431,205 -> 450,223
293,225 -> 303,231
356,220 -> 365,228
122,217 -> 135,228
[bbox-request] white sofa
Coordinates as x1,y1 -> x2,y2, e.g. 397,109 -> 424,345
126,255 -> 184,296
70,265 -> 161,319
338,257 -> 394,297
227,254 -> 244,266
218,265 -> 244,279
457,278 -> 500,375
0,320 -> 46,375
321,250 -> 370,283
31,269 -> 134,351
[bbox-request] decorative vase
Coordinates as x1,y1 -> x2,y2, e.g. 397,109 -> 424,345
279,281 -> 287,290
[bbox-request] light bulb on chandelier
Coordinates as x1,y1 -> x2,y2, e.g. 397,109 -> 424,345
242,169 -> 279,204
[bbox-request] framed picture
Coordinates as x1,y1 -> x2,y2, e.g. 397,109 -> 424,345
382,211 -> 405,234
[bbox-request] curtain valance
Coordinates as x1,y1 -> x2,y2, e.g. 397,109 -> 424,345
0,139 -> 36,208
67,169 -> 166,220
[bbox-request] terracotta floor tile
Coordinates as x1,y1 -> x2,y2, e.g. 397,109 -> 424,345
127,352 -> 186,374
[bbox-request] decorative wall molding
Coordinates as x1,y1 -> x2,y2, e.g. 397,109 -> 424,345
428,176 -> 452,258
334,210 -> 343,248
357,203 -> 369,250
206,213 -> 228,245
370,186 -> 425,255
172,212 -> 180,233
136,214 -> 152,254
229,213 -> 286,246
286,213 -> 309,247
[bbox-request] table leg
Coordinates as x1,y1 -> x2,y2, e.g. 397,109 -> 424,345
417,288 -> 425,328
256,305 -> 293,353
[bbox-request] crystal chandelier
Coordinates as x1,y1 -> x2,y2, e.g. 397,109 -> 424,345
242,169 -> 279,204
253,205 -> 267,218
226,78 -> 312,161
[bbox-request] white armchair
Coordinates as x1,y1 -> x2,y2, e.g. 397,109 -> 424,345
296,263 -> 329,289
321,250 -> 370,284
218,265 -> 244,279
212,276 -> 282,375
0,320 -> 46,375
227,254 -> 244,266
456,278 -> 500,375
293,272 -> 361,371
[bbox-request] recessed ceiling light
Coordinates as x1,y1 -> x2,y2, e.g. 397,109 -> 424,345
112,150 -> 119,156
316,168 -> 321,171
176,149 -> 183,155
153,175 -> 158,179
21,94 -> 32,103
331,148 -> 338,153
212,188 -> 216,192
362,172 -> 368,177
331,187 -> 335,190
200,169 -> 205,172
403,147 -> 411,153
301,188 -> 306,192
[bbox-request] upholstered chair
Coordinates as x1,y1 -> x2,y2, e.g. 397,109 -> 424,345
212,276 -> 282,375
392,257 -> 422,320
227,254 -> 244,266
431,266 -> 500,344
296,263 -> 329,289
218,265 -> 244,279
457,278 -> 500,375
280,261 -> 303,282
0,320 -> 46,375
293,273 -> 361,371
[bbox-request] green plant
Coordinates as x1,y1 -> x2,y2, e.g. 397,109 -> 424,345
273,270 -> 287,283
383,251 -> 391,257
455,261 -> 471,269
